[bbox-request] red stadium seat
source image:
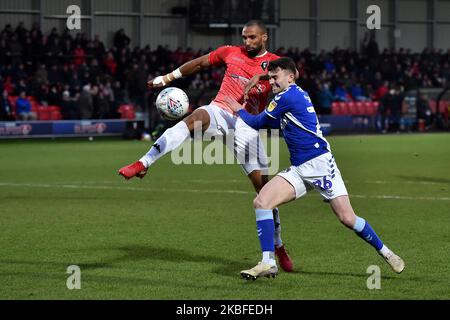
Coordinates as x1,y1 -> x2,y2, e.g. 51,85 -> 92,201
365,101 -> 379,115
45,106 -> 62,120
338,102 -> 348,115
331,102 -> 340,115
27,96 -> 37,103
372,101 -> 380,115
50,110 -> 62,120
37,106 -> 51,121
30,101 -> 39,113
355,102 -> 365,115
347,102 -> 356,115
118,104 -> 136,119
47,106 -> 61,113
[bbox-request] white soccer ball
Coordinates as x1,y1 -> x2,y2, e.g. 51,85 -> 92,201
141,132 -> 152,141
155,87 -> 189,120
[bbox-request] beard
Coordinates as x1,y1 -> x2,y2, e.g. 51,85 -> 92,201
246,46 -> 262,57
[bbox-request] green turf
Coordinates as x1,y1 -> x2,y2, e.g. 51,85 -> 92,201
0,133 -> 449,299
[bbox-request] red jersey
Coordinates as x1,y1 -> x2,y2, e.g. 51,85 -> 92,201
208,46 -> 279,114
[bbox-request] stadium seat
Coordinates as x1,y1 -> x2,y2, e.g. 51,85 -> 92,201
50,110 -> 62,120
372,101 -> 380,115
347,102 -> 356,115
365,101 -> 379,115
331,101 -> 348,115
47,106 -> 62,120
27,96 -> 37,103
47,106 -> 61,113
339,102 -> 349,115
30,101 -> 39,113
355,102 -> 365,115
118,104 -> 136,120
331,102 -> 340,115
37,106 -> 51,121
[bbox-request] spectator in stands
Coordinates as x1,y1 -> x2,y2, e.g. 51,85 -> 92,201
378,86 -> 403,133
0,89 -> 14,120
95,86 -> 111,119
73,44 -> 86,66
389,86 -> 404,132
76,85 -> 93,119
32,64 -> 48,90
350,81 -> 368,101
375,80 -> 389,100
316,83 -> 334,114
46,85 -> 62,106
416,93 -> 433,130
15,91 -> 37,121
9,34 -> 23,65
113,28 -> 130,50
60,90 -> 78,120
334,82 -> 350,102
104,51 -> 117,76
1,21 -> 450,125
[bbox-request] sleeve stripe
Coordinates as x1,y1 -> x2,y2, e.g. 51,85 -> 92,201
265,110 -> 277,119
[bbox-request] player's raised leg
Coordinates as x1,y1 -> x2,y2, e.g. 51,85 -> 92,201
118,108 -> 210,179
329,195 -> 405,273
240,176 -> 296,280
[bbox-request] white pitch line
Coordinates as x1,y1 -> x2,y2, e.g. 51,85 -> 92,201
0,182 -> 250,195
59,179 -> 449,186
0,182 -> 449,201
186,179 -> 448,186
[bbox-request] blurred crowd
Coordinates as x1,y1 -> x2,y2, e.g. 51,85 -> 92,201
278,35 -> 450,117
0,22 -> 449,130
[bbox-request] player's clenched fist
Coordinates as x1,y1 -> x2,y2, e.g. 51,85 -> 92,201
147,68 -> 183,89
147,75 -> 168,88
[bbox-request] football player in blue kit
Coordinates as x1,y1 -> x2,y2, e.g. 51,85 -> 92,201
225,57 -> 405,280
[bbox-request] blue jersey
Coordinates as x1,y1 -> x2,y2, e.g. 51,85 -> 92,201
238,84 -> 330,166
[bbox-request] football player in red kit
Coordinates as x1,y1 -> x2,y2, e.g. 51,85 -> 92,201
118,20 -> 293,272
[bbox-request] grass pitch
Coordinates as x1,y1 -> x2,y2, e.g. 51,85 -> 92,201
0,133 -> 449,299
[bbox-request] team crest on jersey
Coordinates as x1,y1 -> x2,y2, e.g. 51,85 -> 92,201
261,61 -> 269,71
267,100 -> 277,112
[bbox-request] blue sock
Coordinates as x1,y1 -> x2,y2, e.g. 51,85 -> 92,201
255,209 -> 275,252
353,216 -> 383,251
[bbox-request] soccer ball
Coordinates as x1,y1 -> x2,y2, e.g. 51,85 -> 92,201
155,87 -> 189,120
141,132 -> 152,141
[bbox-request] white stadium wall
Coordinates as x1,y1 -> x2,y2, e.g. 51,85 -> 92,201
0,0 -> 449,52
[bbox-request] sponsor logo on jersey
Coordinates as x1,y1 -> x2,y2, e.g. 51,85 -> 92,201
261,61 -> 268,71
267,100 -> 277,112
231,56 -> 245,63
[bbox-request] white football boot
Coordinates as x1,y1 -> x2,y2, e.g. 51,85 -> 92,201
240,262 -> 278,280
382,251 -> 405,273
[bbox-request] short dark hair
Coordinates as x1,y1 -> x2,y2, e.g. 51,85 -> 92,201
244,20 -> 267,34
268,57 -> 297,75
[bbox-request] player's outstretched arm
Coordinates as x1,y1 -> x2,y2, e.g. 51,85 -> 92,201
147,53 -> 212,89
224,96 -> 274,130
